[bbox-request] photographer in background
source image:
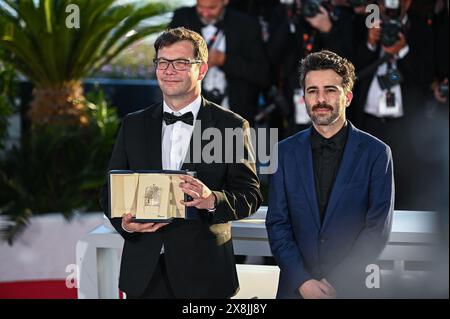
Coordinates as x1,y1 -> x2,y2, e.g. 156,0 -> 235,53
169,0 -> 270,127
266,0 -> 354,137
352,0 -> 434,210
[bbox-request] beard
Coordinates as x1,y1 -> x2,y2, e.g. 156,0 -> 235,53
306,102 -> 340,126
199,16 -> 218,25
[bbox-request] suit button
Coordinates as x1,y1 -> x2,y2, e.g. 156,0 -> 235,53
320,238 -> 326,243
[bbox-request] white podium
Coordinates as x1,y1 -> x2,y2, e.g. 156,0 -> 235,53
76,208 -> 440,299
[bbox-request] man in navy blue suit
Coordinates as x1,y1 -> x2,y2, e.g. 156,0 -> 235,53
266,50 -> 394,299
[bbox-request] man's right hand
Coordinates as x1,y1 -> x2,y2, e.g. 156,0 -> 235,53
298,279 -> 336,299
305,6 -> 332,33
121,213 -> 168,233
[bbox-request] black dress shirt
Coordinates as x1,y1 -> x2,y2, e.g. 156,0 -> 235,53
311,123 -> 349,223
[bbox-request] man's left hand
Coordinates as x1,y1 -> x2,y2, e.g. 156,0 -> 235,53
179,175 -> 216,210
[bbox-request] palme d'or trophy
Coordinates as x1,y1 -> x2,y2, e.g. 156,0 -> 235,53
109,171 -> 187,222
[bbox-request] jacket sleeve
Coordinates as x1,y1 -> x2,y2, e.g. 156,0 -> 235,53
210,120 -> 263,223
99,118 -> 140,241
265,143 -> 314,294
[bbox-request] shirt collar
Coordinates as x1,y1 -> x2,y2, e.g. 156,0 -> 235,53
163,95 -> 202,120
311,121 -> 349,150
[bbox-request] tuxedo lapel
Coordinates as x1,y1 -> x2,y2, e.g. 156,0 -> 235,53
181,97 -> 217,172
322,123 -> 362,230
295,128 -> 321,230
145,103 -> 163,170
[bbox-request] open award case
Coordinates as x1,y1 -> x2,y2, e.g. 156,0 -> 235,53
108,170 -> 196,222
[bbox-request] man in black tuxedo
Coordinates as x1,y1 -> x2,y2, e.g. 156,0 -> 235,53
169,0 -> 270,126
100,27 -> 262,299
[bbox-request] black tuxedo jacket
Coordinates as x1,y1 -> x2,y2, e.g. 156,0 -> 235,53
100,98 -> 262,298
169,6 -> 270,125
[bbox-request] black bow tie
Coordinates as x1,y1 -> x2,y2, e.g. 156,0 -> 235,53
312,139 -> 338,152
163,111 -> 194,126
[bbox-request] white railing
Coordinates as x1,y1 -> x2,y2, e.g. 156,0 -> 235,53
76,208 -> 440,299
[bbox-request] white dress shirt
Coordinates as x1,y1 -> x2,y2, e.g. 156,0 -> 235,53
161,95 -> 202,170
121,95 -> 202,236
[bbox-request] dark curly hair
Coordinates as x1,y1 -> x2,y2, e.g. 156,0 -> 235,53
299,50 -> 356,93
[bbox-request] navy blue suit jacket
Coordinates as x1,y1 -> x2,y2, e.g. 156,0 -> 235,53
266,122 -> 394,298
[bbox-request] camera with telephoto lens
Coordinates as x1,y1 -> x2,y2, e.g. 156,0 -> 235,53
302,0 -> 324,18
377,68 -> 403,90
280,0 -> 331,21
381,19 -> 403,47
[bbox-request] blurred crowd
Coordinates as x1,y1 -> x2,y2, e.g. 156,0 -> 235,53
170,0 -> 449,214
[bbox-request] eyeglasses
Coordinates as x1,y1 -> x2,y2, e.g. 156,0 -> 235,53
153,58 -> 203,71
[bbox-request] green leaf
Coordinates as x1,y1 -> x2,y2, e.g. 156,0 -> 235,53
0,0 -> 170,86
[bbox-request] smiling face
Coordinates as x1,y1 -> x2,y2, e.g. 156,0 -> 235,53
156,40 -> 207,109
304,69 -> 352,129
